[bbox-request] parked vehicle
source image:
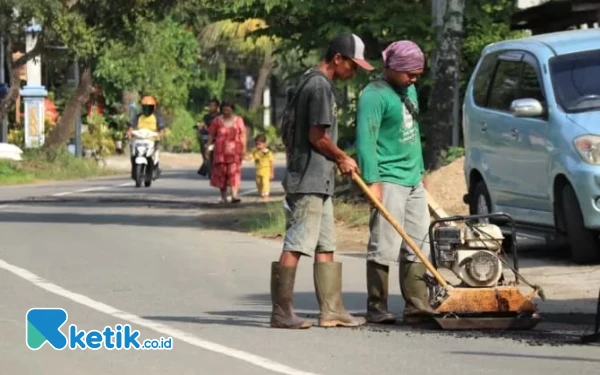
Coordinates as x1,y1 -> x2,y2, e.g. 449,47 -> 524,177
131,128 -> 160,188
462,28 -> 600,264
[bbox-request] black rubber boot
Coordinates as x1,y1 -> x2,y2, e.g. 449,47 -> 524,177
270,262 -> 312,329
400,261 -> 436,324
366,261 -> 396,324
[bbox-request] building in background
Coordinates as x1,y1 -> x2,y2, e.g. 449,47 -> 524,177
512,0 -> 600,35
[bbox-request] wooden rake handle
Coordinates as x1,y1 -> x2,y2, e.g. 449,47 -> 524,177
352,172 -> 449,288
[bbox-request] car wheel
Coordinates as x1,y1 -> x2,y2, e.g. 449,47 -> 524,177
469,180 -> 514,251
135,164 -> 144,188
561,184 -> 600,264
469,180 -> 492,218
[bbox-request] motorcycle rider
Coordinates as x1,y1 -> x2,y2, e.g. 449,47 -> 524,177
126,95 -> 165,180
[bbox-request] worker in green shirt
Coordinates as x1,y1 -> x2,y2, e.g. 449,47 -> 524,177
355,40 -> 434,325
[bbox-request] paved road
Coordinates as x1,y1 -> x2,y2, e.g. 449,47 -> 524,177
1,164 -> 599,375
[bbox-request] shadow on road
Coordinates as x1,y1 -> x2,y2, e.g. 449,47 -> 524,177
161,164 -> 286,182
448,351 -> 600,363
0,192 -> 285,229
142,290 -> 600,347
0,211 -> 204,227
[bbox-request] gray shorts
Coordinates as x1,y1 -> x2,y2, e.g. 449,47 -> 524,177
282,193 -> 336,257
367,182 -> 431,266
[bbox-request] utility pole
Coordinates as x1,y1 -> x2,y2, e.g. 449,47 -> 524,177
0,34 -> 7,143
0,34 -> 5,83
73,57 -> 82,157
431,0 -> 461,148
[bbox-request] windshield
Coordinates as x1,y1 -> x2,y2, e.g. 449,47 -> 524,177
549,48 -> 600,113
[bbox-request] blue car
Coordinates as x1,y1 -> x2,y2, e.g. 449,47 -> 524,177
462,28 -> 600,264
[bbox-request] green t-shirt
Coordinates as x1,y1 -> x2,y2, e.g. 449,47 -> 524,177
355,79 -> 425,187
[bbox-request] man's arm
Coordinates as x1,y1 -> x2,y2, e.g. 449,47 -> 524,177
306,82 -> 358,176
308,126 -> 348,165
126,115 -> 138,138
355,89 -> 384,184
204,119 -> 218,158
238,117 -> 247,155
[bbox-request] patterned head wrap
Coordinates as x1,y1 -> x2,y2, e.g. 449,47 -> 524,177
382,40 -> 425,72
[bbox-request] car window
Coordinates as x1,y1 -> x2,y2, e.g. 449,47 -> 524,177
550,48 -> 600,113
472,53 -> 498,107
488,60 -> 523,111
518,63 -> 546,106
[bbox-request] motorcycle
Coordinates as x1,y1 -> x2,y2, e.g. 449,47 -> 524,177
130,128 -> 160,188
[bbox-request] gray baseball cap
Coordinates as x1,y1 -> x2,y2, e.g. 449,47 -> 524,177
328,33 -> 375,71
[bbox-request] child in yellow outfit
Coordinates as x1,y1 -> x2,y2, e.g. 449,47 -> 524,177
246,134 -> 274,200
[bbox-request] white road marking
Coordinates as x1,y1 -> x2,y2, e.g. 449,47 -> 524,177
51,182 -> 131,197
239,188 -> 257,197
0,258 -> 321,375
239,186 -> 283,197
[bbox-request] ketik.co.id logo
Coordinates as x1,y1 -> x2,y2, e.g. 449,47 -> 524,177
26,308 -> 172,350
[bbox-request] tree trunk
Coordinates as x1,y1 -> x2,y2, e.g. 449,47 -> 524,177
249,56 -> 273,111
424,0 -> 465,171
0,40 -> 21,125
121,89 -> 138,112
44,62 -> 93,150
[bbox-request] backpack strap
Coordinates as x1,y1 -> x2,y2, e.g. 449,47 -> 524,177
378,78 -> 420,122
397,90 -> 420,123
287,70 -> 324,108
281,70 -> 326,152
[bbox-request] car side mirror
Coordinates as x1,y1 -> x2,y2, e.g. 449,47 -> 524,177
510,98 -> 544,118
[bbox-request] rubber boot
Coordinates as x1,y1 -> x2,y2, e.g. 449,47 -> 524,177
366,261 -> 396,324
400,261 -> 436,324
270,262 -> 312,329
314,262 -> 366,327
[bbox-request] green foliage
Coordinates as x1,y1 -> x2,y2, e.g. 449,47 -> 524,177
162,108 -> 199,153
81,114 -> 116,157
236,201 -> 286,236
188,61 -> 227,113
0,147 -> 118,185
206,0 -> 433,62
462,0 -> 527,88
199,18 -> 279,62
94,17 -> 201,112
442,146 -> 465,166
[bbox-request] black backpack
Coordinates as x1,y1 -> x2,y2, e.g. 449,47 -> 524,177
280,70 -> 324,158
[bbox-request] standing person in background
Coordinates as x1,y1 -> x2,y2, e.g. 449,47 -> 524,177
269,33 -> 374,329
205,101 -> 246,204
355,40 -> 434,325
246,134 -> 275,201
196,98 -> 220,177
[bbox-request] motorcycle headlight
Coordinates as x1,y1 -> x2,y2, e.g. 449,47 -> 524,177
573,135 -> 600,165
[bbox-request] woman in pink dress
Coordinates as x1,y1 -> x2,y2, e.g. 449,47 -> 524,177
205,102 -> 247,203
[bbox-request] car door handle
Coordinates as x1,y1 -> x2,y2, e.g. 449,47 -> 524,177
510,128 -> 519,138
480,123 -> 487,132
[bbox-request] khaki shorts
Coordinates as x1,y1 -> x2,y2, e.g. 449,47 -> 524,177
367,182 -> 431,266
282,193 -> 336,257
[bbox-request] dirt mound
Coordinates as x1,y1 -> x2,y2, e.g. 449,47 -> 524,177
426,157 -> 469,216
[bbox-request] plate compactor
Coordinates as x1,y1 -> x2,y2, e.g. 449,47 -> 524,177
353,173 -> 545,331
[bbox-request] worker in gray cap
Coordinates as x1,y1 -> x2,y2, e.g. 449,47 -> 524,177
270,33 -> 374,329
